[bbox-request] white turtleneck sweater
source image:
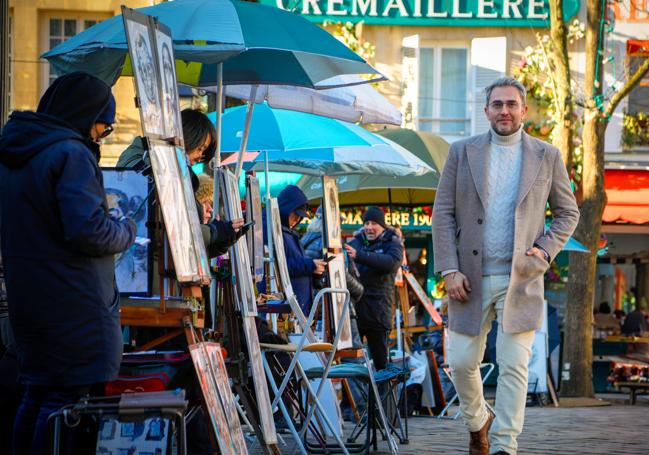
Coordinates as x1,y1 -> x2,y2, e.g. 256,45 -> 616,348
482,127 -> 523,276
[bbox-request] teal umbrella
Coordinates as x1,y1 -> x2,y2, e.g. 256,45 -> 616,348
214,104 -> 433,177
42,0 -> 383,88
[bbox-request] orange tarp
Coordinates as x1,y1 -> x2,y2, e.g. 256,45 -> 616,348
603,170 -> 649,224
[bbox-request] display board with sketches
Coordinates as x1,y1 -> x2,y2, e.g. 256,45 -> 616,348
149,143 -> 210,283
123,9 -> 164,137
405,272 -> 444,326
122,7 -> 209,285
220,168 -> 256,316
96,416 -> 169,454
189,343 -> 249,455
102,168 -> 151,295
528,301 -> 548,393
322,176 -> 342,249
326,253 -> 352,350
245,175 -> 264,282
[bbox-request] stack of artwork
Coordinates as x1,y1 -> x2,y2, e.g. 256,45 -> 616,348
122,7 -> 209,285
245,175 -> 264,283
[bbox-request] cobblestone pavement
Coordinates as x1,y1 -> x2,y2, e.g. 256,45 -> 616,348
368,404 -> 649,455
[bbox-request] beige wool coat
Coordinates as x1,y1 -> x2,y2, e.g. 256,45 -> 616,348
432,131 -> 579,336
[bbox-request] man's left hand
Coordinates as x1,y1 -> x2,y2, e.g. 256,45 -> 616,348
526,247 -> 549,263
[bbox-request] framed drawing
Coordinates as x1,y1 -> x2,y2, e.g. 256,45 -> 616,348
269,198 -> 293,299
405,272 -> 443,326
122,8 -> 164,137
327,253 -> 352,350
154,23 -> 182,140
102,168 -> 151,295
148,143 -> 210,284
245,175 -> 264,282
95,416 -> 168,453
322,176 -> 342,249
219,169 -> 256,316
189,343 -> 246,455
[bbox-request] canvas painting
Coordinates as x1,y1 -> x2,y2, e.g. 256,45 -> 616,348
95,416 -> 169,454
148,143 -> 209,284
123,10 -> 164,136
102,168 -> 150,294
154,27 -> 182,140
269,199 -> 294,299
327,253 -> 352,350
245,176 -> 264,282
322,176 -> 342,249
220,169 -> 256,316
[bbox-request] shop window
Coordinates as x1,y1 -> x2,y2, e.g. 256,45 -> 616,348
626,40 -> 649,115
418,47 -> 470,137
40,13 -> 107,91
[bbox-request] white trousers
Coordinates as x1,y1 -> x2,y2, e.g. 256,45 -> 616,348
447,275 -> 535,455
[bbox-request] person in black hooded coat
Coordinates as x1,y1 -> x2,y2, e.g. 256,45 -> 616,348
0,72 -> 136,454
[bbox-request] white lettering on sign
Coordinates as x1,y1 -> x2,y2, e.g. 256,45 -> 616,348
352,0 -> 379,16
502,0 -> 524,18
328,0 -> 348,15
478,0 -> 498,18
452,0 -> 473,18
302,0 -> 323,15
413,0 -> 422,17
382,0 -> 409,17
528,0 -> 548,19
427,0 -> 448,17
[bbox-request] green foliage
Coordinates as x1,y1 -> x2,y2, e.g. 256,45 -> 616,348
322,20 -> 375,63
621,112 -> 649,148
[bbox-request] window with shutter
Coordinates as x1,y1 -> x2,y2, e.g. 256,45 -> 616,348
401,35 -> 420,130
470,37 -> 507,136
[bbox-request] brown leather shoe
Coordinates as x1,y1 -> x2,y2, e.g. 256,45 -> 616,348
469,411 -> 494,455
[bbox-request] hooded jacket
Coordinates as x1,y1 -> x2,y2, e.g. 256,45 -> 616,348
0,72 -> 136,386
276,186 -> 316,314
348,227 -> 403,331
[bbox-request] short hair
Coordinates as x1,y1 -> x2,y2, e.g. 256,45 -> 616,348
598,301 -> 611,314
181,108 -> 216,163
195,173 -> 214,204
485,77 -> 527,106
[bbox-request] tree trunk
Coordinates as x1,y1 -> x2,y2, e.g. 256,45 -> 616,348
549,0 -> 574,172
562,109 -> 606,397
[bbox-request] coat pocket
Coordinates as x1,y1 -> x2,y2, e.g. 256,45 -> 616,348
518,253 -> 550,278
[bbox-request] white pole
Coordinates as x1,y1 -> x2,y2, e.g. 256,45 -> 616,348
209,63 -> 223,321
265,151 -> 276,292
234,85 -> 258,179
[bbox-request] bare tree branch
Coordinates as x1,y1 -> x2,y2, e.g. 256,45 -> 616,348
603,56 -> 649,119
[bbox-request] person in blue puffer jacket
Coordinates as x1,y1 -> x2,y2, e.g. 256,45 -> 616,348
276,185 -> 325,314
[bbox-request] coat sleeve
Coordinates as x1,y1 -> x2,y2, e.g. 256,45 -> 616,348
56,147 -> 136,257
534,149 -> 580,261
432,144 -> 460,274
355,238 -> 403,273
286,256 -> 316,277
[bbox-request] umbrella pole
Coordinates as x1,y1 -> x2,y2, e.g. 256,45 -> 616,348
234,85 -> 258,179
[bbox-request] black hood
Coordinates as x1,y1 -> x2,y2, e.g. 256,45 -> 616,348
37,71 -> 114,137
0,111 -> 87,169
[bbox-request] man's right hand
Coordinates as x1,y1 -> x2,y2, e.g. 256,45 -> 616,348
313,259 -> 326,275
444,271 -> 472,302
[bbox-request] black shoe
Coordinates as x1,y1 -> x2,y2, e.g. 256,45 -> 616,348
491,451 -> 510,455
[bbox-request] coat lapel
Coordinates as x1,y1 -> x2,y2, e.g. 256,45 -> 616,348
466,132 -> 490,209
516,132 -> 546,206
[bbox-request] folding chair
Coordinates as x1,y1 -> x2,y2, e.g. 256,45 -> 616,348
437,362 -> 495,420
260,287 -> 352,455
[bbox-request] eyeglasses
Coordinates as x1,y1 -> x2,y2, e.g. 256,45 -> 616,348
488,101 -> 522,111
99,125 -> 114,139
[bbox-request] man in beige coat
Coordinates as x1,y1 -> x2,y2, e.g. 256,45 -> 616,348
432,77 -> 579,455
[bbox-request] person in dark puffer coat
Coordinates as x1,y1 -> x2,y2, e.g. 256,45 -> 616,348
0,72 -> 136,454
345,206 -> 403,370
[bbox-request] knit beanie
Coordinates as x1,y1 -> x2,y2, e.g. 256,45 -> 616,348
363,206 -> 386,228
96,93 -> 116,125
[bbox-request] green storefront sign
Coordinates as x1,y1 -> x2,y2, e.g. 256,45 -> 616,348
260,0 -> 580,27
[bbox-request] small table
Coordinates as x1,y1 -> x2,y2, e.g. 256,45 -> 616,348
613,381 -> 649,405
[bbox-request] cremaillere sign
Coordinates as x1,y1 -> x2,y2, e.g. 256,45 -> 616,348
259,0 -> 580,27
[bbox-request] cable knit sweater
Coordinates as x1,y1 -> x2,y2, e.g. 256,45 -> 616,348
482,127 -> 523,276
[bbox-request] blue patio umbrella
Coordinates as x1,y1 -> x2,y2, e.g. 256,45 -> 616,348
42,0 -> 383,88
213,104 -> 433,177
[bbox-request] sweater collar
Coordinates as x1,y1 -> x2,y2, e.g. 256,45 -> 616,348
490,126 -> 523,147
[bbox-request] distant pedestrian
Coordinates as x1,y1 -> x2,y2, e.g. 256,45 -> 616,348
345,206 -> 403,370
0,72 -> 137,454
432,77 -> 579,455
